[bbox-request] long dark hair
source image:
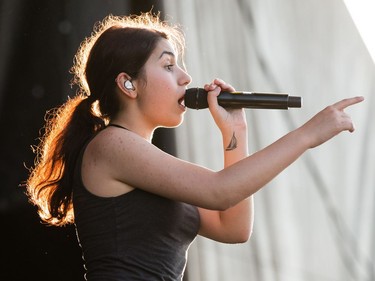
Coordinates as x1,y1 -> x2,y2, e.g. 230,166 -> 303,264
26,12 -> 186,226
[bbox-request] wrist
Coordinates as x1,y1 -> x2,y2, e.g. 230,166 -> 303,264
220,122 -> 247,136
222,126 -> 248,153
291,126 -> 313,150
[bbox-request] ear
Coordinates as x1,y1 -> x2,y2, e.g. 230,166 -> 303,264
115,72 -> 137,99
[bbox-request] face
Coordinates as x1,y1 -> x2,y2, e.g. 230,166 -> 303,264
135,38 -> 192,129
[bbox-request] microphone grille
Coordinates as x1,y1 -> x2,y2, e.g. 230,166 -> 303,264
184,88 -> 209,109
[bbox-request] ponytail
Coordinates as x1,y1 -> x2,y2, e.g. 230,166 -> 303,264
26,94 -> 105,226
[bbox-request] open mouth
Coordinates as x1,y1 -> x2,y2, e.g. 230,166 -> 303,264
178,96 -> 185,108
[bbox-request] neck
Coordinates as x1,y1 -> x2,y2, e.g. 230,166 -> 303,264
110,119 -> 155,143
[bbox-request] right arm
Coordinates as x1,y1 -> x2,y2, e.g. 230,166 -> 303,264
86,96 -> 364,210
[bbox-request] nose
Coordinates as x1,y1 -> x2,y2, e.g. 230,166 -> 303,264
179,67 -> 192,87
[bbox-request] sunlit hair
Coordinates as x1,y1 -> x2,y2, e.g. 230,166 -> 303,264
26,12 -> 186,226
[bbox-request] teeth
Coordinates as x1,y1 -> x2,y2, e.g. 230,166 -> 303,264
179,97 -> 185,106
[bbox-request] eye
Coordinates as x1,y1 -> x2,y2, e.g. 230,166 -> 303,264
165,64 -> 174,71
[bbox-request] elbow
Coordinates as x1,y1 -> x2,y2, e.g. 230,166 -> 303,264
243,227 -> 254,243
234,226 -> 253,244
228,211 -> 255,244
237,213 -> 255,243
222,226 -> 253,244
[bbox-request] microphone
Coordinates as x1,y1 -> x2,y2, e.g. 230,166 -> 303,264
184,88 -> 302,110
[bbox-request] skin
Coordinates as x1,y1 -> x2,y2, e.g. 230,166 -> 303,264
81,38 -> 364,243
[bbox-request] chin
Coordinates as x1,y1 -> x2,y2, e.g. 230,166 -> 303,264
163,116 -> 184,128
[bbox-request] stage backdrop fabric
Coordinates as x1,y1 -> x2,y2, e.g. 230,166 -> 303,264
164,0 -> 375,280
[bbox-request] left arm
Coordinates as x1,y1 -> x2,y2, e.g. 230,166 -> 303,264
198,79 -> 254,243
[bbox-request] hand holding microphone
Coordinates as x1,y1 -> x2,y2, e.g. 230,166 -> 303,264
184,88 -> 302,110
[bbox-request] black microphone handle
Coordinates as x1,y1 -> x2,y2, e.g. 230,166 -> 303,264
184,88 -> 302,110
218,91 -> 300,109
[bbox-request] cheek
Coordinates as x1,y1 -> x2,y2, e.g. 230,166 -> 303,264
141,69 -> 174,107
140,84 -> 170,112
151,83 -> 172,104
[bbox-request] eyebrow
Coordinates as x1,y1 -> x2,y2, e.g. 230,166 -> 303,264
158,51 -> 175,59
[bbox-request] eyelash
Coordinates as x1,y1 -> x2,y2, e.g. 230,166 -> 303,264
165,64 -> 174,71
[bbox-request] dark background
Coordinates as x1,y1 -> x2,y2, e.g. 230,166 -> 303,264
0,1 -> 178,280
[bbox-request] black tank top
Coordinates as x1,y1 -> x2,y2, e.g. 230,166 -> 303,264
73,129 -> 200,281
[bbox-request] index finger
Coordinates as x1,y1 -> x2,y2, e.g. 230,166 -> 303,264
333,96 -> 364,110
212,78 -> 236,92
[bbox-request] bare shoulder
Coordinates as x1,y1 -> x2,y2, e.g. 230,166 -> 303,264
86,126 -> 148,160
81,127 -> 151,197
